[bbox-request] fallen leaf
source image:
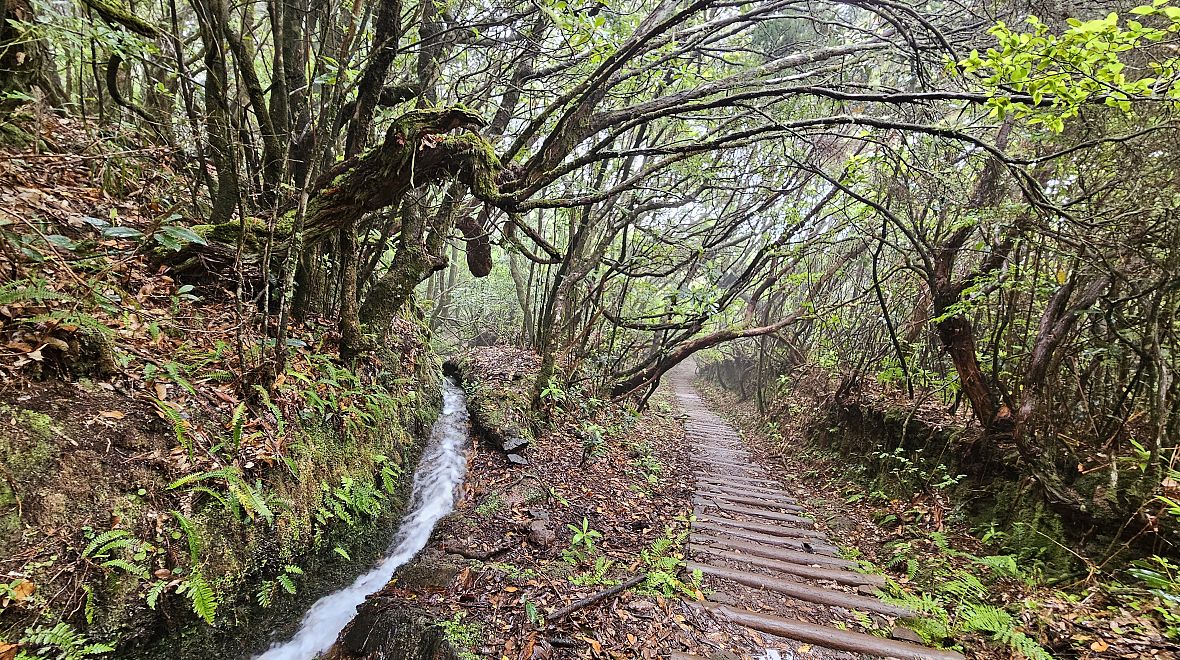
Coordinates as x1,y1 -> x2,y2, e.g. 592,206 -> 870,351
0,642 -> 19,660
1090,640 -> 1109,652
99,410 -> 125,419
12,579 -> 34,600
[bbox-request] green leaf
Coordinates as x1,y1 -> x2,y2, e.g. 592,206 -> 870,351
159,225 -> 208,246
45,234 -> 78,250
102,226 -> 144,239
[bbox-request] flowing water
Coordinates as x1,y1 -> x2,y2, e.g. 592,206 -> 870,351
253,377 -> 470,660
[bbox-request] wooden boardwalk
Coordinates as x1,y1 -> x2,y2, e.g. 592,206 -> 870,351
666,364 -> 964,660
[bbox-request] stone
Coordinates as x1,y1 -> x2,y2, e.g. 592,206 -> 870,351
890,626 -> 926,644
507,453 -> 529,465
527,520 -> 556,547
501,435 -> 529,452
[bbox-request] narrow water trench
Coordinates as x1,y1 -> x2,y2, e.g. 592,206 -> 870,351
252,377 -> 471,660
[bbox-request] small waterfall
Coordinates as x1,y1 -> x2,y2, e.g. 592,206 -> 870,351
253,377 -> 470,660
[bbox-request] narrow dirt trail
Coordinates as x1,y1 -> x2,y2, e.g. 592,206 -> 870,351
665,363 -> 964,660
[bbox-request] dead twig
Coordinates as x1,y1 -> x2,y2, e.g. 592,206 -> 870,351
547,573 -> 647,621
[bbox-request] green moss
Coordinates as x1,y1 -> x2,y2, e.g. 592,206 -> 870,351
0,406 -> 57,508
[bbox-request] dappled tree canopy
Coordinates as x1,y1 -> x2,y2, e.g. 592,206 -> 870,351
3,0 -> 1180,646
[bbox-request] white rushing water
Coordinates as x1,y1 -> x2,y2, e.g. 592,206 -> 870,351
254,377 -> 470,660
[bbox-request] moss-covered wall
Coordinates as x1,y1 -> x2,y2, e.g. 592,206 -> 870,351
0,306 -> 445,659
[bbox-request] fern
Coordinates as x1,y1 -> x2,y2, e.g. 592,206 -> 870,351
0,279 -> 71,306
18,622 -> 113,660
29,309 -> 112,336
155,403 -> 192,457
100,559 -> 149,580
145,581 -> 167,609
961,603 -> 1053,660
277,574 -> 297,595
253,385 -> 285,436
171,512 -> 218,624
229,402 -> 246,452
182,569 -> 218,624
170,468 -> 273,525
83,585 -> 97,625
256,580 -> 275,608
82,530 -> 132,559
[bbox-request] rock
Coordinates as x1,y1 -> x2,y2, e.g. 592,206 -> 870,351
333,606 -> 463,659
507,453 -> 529,465
890,626 -> 926,644
627,600 -> 657,613
502,435 -> 529,452
527,520 -> 556,547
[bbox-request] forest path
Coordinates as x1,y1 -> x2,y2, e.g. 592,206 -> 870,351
664,363 -> 964,660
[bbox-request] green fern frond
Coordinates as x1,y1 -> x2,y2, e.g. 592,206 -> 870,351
82,529 -> 131,559
145,581 -> 167,609
19,622 -> 113,660
185,570 -> 218,624
0,279 -> 72,306
101,558 -> 149,580
277,574 -> 297,595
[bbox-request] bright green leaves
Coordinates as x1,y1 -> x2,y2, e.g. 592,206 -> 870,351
954,1 -> 1180,131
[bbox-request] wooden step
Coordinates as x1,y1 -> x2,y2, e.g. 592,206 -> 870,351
697,603 -> 964,660
690,545 -> 884,587
688,562 -> 914,618
695,490 -> 804,512
691,456 -> 760,471
696,500 -> 815,526
697,484 -> 797,505
694,516 -> 826,540
690,533 -> 857,569
692,527 -> 838,557
692,495 -> 803,516
697,473 -> 779,488
696,477 -> 792,497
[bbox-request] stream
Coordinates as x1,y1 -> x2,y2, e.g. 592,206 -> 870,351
253,377 -> 470,660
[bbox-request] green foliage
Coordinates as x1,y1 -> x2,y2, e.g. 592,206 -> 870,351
880,534 -> 1050,657
956,3 -> 1180,131
169,467 -> 274,525
563,517 -> 603,563
579,422 -> 607,463
960,603 -> 1053,660
171,512 -> 218,625
569,555 -> 616,587
636,522 -> 702,598
154,402 -> 192,457
1128,555 -> 1180,638
80,529 -> 149,580
14,622 -> 113,660
434,612 -> 481,660
475,492 -> 504,517
628,441 -> 663,485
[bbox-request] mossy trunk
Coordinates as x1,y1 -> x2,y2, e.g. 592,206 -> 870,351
166,107 -> 507,289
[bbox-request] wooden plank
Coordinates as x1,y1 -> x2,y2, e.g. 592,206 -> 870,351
691,526 -> 839,557
694,516 -> 826,540
690,545 -> 885,586
696,603 -> 964,660
688,562 -> 914,618
695,490 -> 804,512
696,479 -> 797,501
690,533 -> 856,569
696,499 -> 815,526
